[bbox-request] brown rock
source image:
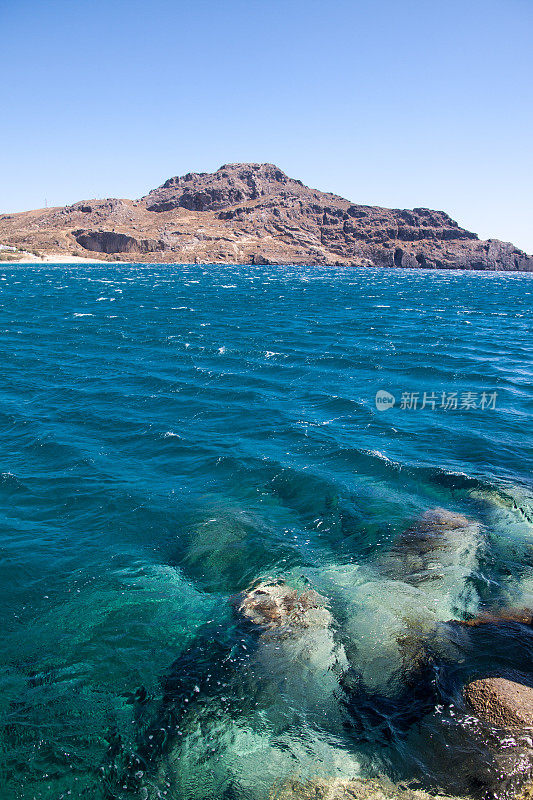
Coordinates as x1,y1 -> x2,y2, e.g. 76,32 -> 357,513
270,778 -> 464,800
457,608 -> 533,628
1,163 -> 531,269
235,580 -> 330,630
378,507 -> 481,588
464,677 -> 533,728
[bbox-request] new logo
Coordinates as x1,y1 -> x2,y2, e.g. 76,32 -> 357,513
375,390 -> 396,411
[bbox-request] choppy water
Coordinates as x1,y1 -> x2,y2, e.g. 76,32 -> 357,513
0,264 -> 532,800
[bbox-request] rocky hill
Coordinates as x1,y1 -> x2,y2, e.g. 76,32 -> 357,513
1,163 -> 531,270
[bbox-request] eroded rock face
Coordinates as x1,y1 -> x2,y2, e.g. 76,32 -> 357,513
464,677 -> 533,728
75,230 -> 163,254
2,163 -> 531,268
144,163 -> 297,213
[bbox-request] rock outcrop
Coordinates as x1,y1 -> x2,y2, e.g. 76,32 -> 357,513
457,608 -> 533,628
234,580 -> 349,724
1,163 -> 532,269
458,677 -> 533,797
73,230 -> 163,254
464,677 -> 533,728
143,163 -> 302,213
270,777 -> 465,800
235,580 -> 333,631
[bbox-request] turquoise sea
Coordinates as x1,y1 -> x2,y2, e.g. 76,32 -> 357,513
0,264 -> 532,800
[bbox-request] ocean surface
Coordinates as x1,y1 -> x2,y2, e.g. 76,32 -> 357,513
0,264 -> 532,800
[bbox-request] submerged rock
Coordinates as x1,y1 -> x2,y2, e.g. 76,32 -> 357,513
310,508 -> 483,694
235,580 -> 333,631
464,677 -> 533,729
381,508 -> 479,579
378,507 -> 483,618
235,580 -> 349,714
457,608 -> 533,628
147,723 -> 367,800
180,501 -> 282,593
137,582 -> 354,800
234,579 -> 345,674
269,777 -> 465,800
465,482 -> 533,612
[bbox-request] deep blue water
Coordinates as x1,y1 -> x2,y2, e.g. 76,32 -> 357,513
0,264 -> 532,800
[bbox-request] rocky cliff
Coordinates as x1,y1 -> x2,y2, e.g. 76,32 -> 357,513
1,163 -> 531,270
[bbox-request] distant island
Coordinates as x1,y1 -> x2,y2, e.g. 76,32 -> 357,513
1,163 -> 532,270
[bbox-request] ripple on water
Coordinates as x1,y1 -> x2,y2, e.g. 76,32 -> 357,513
0,264 -> 531,799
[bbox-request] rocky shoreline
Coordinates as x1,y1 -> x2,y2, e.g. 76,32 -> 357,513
114,507 -> 533,800
1,163 -> 532,271
236,576 -> 533,800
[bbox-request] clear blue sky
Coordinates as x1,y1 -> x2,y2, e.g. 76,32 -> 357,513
1,0 -> 532,252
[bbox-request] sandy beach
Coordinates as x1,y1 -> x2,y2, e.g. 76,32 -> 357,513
2,252 -> 105,264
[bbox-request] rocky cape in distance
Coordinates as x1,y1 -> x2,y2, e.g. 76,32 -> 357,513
1,163 -> 532,270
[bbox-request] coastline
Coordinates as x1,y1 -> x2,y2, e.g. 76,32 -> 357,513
1,252 -> 106,264
2,165 -> 532,273
3,255 -> 533,272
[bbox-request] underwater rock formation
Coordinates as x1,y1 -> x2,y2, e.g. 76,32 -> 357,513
270,777 -> 466,800
177,499 -> 286,594
234,580 -> 349,719
378,508 -> 482,608
120,513 -> 533,800
310,508 -> 484,694
236,580 -> 334,630
133,581 -> 355,800
114,544 -> 533,800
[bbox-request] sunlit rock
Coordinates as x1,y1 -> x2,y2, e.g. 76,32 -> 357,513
269,777 -> 466,800
464,677 -> 533,729
455,608 -> 533,628
235,580 -> 349,719
236,580 -> 333,630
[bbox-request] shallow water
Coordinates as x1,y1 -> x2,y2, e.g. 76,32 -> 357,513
0,264 -> 531,799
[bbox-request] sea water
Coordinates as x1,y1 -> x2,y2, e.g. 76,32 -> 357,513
0,264 -> 531,799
